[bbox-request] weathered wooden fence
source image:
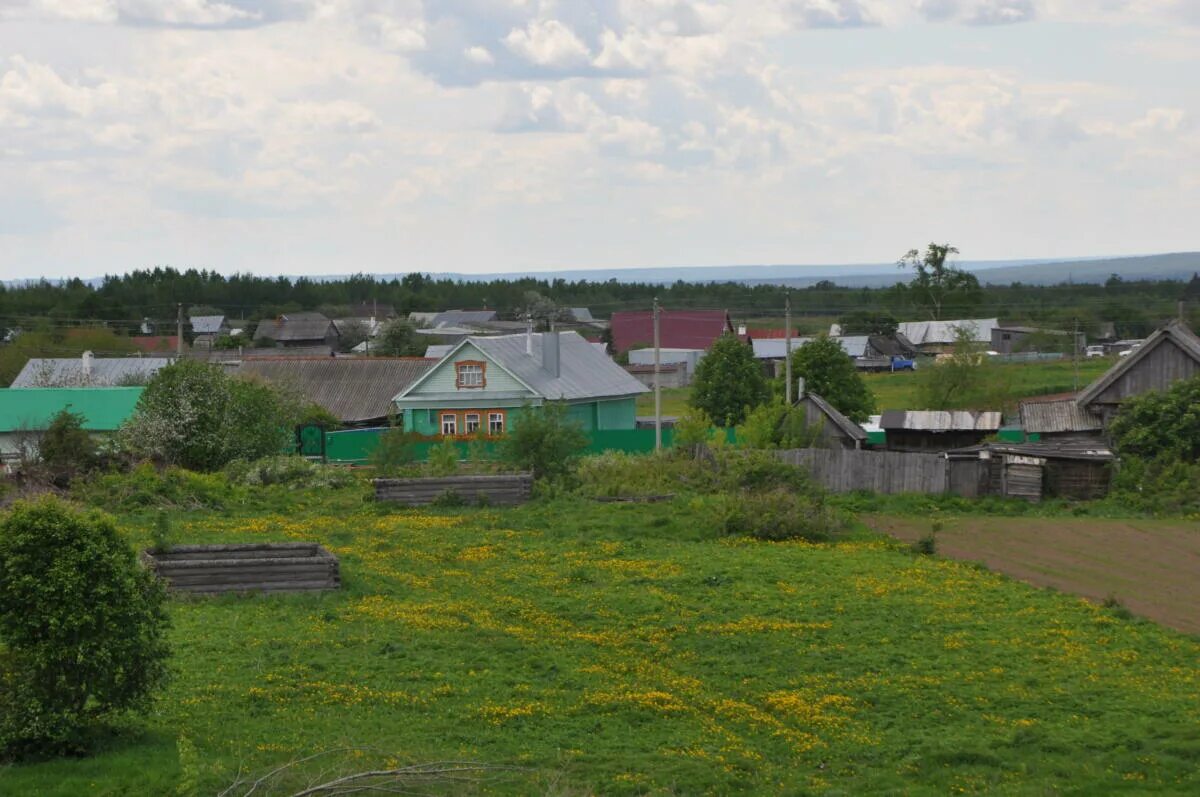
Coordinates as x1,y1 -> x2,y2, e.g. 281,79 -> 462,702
142,543 -> 340,595
777,448 -> 948,495
373,473 -> 533,506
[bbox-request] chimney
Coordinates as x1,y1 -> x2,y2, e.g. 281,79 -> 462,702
796,376 -> 805,399
525,313 -> 533,355
81,350 -> 94,381
541,329 -> 560,377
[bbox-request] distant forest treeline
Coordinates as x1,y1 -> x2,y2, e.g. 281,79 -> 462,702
1,268 -> 1196,339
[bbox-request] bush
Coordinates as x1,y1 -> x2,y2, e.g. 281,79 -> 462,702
120,361 -> 303,471
719,489 -> 845,542
37,409 -> 98,486
498,403 -> 588,481
73,463 -> 238,511
735,399 -> 824,450
426,439 -> 461,477
1109,374 -> 1200,463
576,451 -> 684,498
0,497 -> 171,758
370,428 -> 421,476
1109,457 -> 1200,515
224,455 -> 355,490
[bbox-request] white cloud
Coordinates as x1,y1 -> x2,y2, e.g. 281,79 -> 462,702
0,0 -> 259,25
916,0 -> 1036,25
504,19 -> 592,68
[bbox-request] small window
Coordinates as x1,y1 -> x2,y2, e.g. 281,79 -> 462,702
465,413 -> 481,434
488,411 -> 505,435
440,413 -> 457,436
456,361 -> 485,389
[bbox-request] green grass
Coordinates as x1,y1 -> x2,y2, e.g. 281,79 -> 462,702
635,386 -> 693,417
864,356 -> 1115,411
7,480 -> 1200,794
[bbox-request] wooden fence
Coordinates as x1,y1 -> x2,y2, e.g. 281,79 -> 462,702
373,473 -> 533,506
142,543 -> 340,595
777,448 -> 948,495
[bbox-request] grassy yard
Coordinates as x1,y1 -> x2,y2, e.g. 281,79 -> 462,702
635,386 -> 693,417
8,482 -> 1200,795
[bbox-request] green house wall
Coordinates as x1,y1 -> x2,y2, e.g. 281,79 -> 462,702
402,398 -> 637,436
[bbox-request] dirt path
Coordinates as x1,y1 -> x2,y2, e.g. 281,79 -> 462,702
866,515 -> 1200,636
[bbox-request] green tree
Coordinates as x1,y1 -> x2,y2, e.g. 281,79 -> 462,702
1109,373 -> 1200,463
787,336 -> 875,423
836,310 -> 898,336
121,361 -> 301,471
912,326 -> 1013,412
690,334 -> 768,426
498,402 -> 588,480
38,409 -> 97,486
899,243 -> 981,320
375,318 -> 423,356
0,498 -> 170,758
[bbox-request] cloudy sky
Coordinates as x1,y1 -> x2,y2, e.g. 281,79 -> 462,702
0,1 -> 1197,279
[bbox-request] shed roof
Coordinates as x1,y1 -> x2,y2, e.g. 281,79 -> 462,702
950,440 -> 1114,462
424,344 -> 455,359
610,309 -> 730,353
0,387 -> 142,432
1075,320 -> 1200,408
189,315 -> 226,334
752,336 -> 871,359
431,309 -> 498,327
897,318 -> 999,345
1019,398 -> 1102,434
568,307 -> 595,323
254,312 -> 336,343
237,358 -> 436,423
879,410 -> 1002,432
11,357 -> 173,387
803,392 -> 868,442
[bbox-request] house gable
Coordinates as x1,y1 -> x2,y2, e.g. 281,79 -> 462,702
1077,321 -> 1200,412
396,341 -> 537,402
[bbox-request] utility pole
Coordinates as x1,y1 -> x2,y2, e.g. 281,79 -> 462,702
176,303 -> 183,357
1073,318 -> 1080,392
784,292 -> 793,405
653,297 -> 662,452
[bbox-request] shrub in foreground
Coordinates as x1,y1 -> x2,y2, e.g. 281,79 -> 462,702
498,403 -> 588,480
224,455 -> 355,489
73,463 -> 237,511
0,497 -> 170,758
719,489 -> 846,542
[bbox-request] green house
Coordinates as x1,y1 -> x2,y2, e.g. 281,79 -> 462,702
392,331 -> 648,436
0,387 -> 143,462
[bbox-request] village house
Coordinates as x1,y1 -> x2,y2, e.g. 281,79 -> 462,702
1074,320 -> 1200,425
10,353 -> 172,387
880,410 -> 1002,452
253,312 -> 339,350
896,318 -> 1000,355
0,387 -> 142,466
609,309 -> 736,354
393,330 -> 648,436
990,325 -> 1084,355
189,315 -> 229,349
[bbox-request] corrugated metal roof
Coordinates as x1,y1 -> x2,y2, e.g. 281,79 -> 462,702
189,315 -> 226,334
952,440 -> 1114,461
11,357 -> 173,387
432,310 -> 497,326
470,332 -> 650,401
0,387 -> 142,431
424,344 -> 454,359
897,318 -> 999,345
879,410 -> 1002,431
1020,399 -> 1102,434
237,358 -> 436,423
569,307 -> 595,322
610,310 -> 729,353
255,312 -> 336,343
752,336 -> 871,359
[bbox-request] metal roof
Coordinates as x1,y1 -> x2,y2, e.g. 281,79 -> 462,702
1076,320 -> 1200,408
254,312 -> 336,343
897,318 -> 999,345
569,307 -> 595,322
610,309 -> 730,353
1019,398 -> 1102,434
0,387 -> 142,432
470,332 -> 649,401
11,357 -> 173,387
951,440 -> 1114,462
431,310 -> 497,326
189,315 -> 226,334
237,358 -> 436,423
424,344 -> 455,359
803,392 -> 868,441
879,410 -> 1002,432
752,336 -> 871,359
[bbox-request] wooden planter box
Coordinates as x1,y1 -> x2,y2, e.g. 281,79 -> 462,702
373,473 -> 533,506
141,543 -> 340,595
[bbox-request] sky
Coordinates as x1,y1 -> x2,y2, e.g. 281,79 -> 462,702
0,1 -> 1197,280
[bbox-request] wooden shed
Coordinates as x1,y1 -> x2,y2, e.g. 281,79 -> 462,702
880,410 -> 1002,453
947,440 -> 1114,502
1075,320 -> 1200,425
798,392 -> 868,450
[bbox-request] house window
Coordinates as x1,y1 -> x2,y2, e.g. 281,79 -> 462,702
440,413 -> 457,436
488,411 -> 505,435
465,413 -> 481,434
456,361 -> 486,389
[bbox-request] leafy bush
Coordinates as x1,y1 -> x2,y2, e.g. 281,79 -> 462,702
735,398 -> 824,450
576,451 -> 683,497
120,361 -> 302,471
426,439 -> 461,477
1109,374 -> 1200,463
36,409 -> 98,486
673,407 -> 714,456
73,463 -> 238,511
1109,457 -> 1200,515
575,448 -> 815,499
370,428 -> 421,476
719,489 -> 846,542
498,402 -> 588,480
224,455 -> 355,490
0,497 -> 170,758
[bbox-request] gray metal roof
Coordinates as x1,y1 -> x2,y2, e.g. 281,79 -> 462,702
11,357 -> 173,387
879,409 -> 1002,432
424,344 -> 454,359
189,315 -> 226,334
951,440 -> 1114,462
752,336 -> 871,359
569,307 -> 595,322
432,310 -> 497,326
897,318 -> 999,345
1076,320 -> 1200,408
255,312 -> 336,343
237,357 -> 435,423
1019,398 -> 1102,434
470,332 -> 649,401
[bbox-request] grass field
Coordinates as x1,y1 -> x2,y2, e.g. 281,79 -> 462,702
635,387 -> 692,417
8,482 -> 1200,795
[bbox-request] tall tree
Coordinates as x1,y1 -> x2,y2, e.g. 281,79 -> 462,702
899,243 -> 981,320
787,336 -> 875,422
690,334 -> 768,426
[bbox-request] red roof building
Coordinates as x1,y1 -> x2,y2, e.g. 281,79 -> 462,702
610,310 -> 733,353
129,335 -> 180,353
